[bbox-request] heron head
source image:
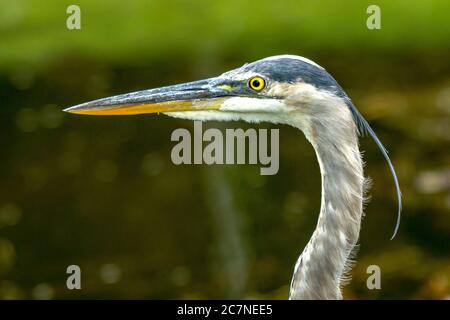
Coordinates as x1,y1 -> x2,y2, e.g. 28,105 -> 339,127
64,55 -> 352,128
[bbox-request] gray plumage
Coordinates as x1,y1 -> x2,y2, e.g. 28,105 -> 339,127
65,54 -> 402,300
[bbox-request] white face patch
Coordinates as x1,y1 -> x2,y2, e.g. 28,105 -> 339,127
164,97 -> 289,124
164,110 -> 240,122
220,97 -> 284,113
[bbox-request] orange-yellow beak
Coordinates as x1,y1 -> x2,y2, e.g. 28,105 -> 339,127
64,78 -> 227,116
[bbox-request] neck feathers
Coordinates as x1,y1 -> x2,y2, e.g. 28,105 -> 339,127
288,95 -> 365,299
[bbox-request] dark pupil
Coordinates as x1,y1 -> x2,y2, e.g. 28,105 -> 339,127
252,79 -> 260,88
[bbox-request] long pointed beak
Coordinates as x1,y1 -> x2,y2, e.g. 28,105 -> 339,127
64,78 -> 228,115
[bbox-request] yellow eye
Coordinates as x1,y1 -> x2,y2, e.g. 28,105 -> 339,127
248,76 -> 266,91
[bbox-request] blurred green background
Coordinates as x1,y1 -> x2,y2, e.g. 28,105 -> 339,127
0,0 -> 449,299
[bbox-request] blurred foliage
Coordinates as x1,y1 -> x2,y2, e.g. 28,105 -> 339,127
0,0 -> 449,299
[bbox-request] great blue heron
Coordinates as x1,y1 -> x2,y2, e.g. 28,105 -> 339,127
65,55 -> 401,299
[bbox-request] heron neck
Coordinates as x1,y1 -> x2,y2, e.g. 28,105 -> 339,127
289,119 -> 364,300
